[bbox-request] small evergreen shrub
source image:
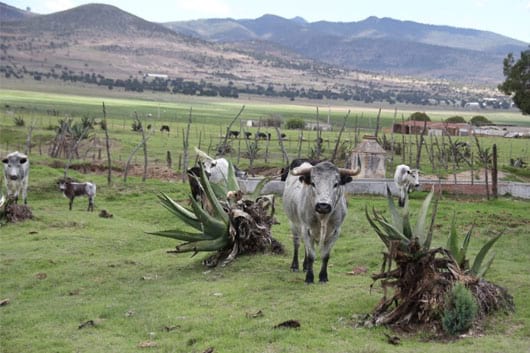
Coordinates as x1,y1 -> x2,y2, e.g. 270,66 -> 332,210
442,283 -> 478,336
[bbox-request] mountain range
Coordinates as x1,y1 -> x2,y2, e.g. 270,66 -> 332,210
164,14 -> 527,84
0,2 -> 526,106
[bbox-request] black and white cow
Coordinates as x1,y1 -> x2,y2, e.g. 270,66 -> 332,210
59,178 -> 96,211
2,151 -> 29,204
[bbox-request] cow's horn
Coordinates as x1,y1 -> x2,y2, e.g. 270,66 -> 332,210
338,166 -> 361,176
291,165 -> 313,176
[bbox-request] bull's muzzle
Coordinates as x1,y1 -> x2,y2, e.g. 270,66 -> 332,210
9,175 -> 19,181
315,202 -> 332,214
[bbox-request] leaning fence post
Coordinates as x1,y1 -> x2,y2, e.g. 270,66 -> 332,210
492,144 -> 498,199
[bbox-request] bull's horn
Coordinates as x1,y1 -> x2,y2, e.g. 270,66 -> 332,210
194,147 -> 213,161
291,165 -> 313,176
338,166 -> 361,176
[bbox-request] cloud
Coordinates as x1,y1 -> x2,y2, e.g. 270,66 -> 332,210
176,0 -> 232,18
527,1 -> 530,9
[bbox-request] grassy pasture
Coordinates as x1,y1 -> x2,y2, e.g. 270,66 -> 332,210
1,89 -> 529,177
1,163 -> 529,353
1,89 -> 530,352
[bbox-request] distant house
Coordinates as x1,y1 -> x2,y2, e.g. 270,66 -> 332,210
464,102 -> 481,110
305,122 -> 332,131
145,73 -> 168,79
392,121 -> 469,136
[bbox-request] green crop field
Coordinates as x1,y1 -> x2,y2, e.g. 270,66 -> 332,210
1,89 -> 530,352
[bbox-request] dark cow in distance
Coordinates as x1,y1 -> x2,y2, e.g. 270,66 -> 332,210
228,130 -> 240,138
160,125 -> 170,134
283,161 -> 360,283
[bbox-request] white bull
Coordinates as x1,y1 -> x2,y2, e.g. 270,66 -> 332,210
283,160 -> 360,283
394,164 -> 420,207
2,151 -> 29,204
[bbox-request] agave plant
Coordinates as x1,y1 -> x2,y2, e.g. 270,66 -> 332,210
149,160 -> 282,267
365,185 -> 436,253
446,212 -> 503,278
362,185 -> 513,331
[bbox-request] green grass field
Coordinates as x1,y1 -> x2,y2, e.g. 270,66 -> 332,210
1,89 -> 530,352
1,162 -> 529,353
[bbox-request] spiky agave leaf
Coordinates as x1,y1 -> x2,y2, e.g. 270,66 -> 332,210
414,187 -> 434,248
198,162 -> 229,224
156,193 -> 201,230
470,232 -> 504,277
386,185 -> 403,233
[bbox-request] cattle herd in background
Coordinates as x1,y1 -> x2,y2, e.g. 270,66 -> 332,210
2,149 -> 422,284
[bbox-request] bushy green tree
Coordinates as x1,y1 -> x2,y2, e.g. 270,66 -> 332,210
408,112 -> 430,122
470,115 -> 492,126
498,48 -> 530,115
285,118 -> 305,129
445,116 -> 466,123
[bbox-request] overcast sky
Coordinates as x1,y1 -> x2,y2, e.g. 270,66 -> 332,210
8,0 -> 530,43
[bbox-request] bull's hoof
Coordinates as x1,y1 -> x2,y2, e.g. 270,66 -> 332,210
319,273 -> 328,283
291,267 -> 299,272
305,271 -> 314,284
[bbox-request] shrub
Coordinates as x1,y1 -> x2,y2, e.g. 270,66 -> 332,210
408,112 -> 430,122
445,116 -> 466,123
470,115 -> 492,126
285,118 -> 305,129
13,116 -> 25,126
442,283 -> 478,336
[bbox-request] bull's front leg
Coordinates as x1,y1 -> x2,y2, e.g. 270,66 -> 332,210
303,228 -> 316,284
69,197 -> 74,210
319,229 -> 339,283
290,224 -> 300,272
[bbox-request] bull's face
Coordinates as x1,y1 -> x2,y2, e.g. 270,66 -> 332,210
3,153 -> 28,181
293,161 -> 359,215
407,169 -> 420,188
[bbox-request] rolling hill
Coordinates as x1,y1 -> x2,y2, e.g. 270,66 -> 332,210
164,14 -> 528,84
0,3 -> 518,107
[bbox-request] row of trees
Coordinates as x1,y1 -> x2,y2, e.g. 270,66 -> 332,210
0,63 -> 512,108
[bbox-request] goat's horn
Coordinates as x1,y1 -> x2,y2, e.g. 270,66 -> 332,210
338,166 -> 361,176
291,165 -> 313,176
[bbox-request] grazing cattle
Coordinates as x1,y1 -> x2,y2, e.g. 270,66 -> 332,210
194,148 -> 247,184
228,130 -> 240,138
280,133 -> 287,140
256,132 -> 268,140
394,164 -> 420,207
2,151 -> 29,204
244,132 -> 252,139
160,125 -> 170,133
59,179 -> 96,211
283,160 -> 360,283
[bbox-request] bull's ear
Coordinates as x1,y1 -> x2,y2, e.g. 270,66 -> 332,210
20,158 -> 27,164
299,175 -> 311,185
340,175 -> 353,185
2,158 -> 7,164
